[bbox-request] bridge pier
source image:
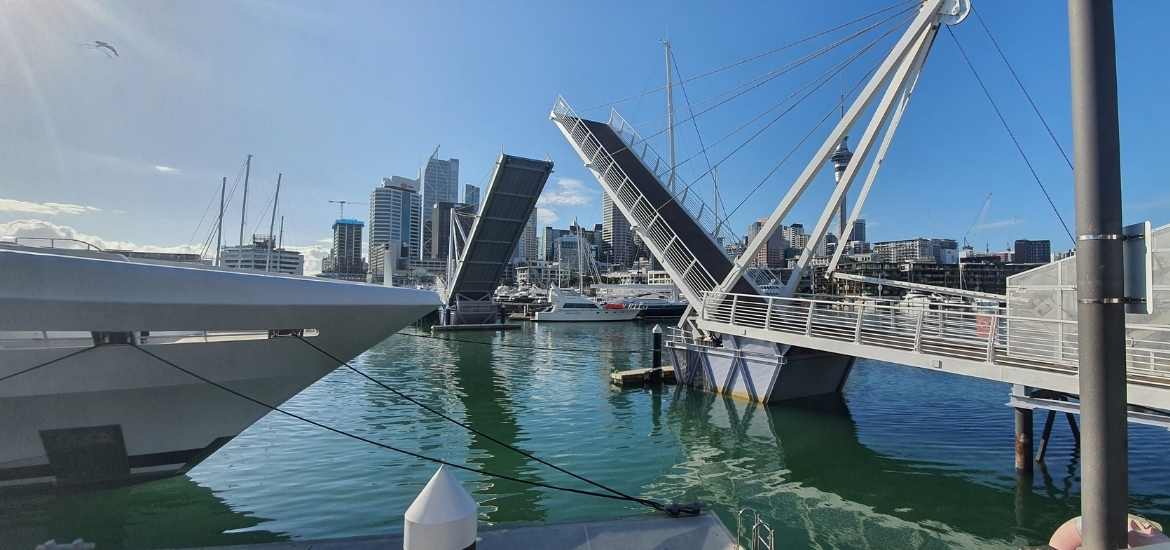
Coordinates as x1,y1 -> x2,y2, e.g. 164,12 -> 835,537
1014,406 -> 1034,475
667,334 -> 854,403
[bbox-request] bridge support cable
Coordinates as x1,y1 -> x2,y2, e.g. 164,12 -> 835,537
824,33 -> 935,276
971,7 -> 1074,170
657,20 -> 908,220
579,0 -> 920,113
670,51 -> 723,236
945,26 -> 1075,245
782,26 -> 937,296
608,8 -> 916,161
719,0 -> 960,297
718,63 -> 878,226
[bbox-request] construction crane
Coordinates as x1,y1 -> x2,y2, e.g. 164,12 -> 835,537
329,200 -> 365,219
961,193 -> 993,250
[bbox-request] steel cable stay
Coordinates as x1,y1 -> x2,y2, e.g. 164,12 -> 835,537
971,6 -> 1073,170
946,26 -> 1075,245
608,9 -> 914,161
639,25 -> 896,283
719,64 -> 878,226
654,22 -> 903,220
642,32 -> 890,192
578,0 -> 920,113
651,5 -> 919,128
127,343 -> 688,515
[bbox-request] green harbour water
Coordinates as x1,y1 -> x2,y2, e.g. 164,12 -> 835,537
3,321 -> 1168,549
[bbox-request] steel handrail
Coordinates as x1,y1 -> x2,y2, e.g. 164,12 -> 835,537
700,290 -> 1170,380
552,97 -> 720,302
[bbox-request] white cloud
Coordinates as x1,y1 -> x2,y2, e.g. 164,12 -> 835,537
0,198 -> 101,216
283,243 -> 331,276
974,218 -> 1023,231
536,207 -> 560,228
0,219 -> 202,254
537,178 -> 594,207
154,165 -> 180,174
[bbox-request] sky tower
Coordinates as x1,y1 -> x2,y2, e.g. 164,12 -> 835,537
830,136 -> 854,240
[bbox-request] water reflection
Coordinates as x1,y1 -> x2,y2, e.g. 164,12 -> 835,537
0,476 -> 281,549
447,337 -> 546,524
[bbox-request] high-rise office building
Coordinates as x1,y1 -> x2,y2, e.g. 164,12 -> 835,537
324,218 -> 365,278
850,218 -> 867,243
463,184 -> 481,213
370,176 -> 421,263
513,209 -> 538,263
421,154 -> 459,258
1013,239 -> 1051,264
430,202 -> 475,261
602,193 -> 633,268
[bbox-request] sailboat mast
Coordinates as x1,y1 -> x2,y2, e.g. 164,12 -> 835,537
239,154 -> 252,246
577,222 -> 584,293
665,40 -> 676,193
215,176 -> 226,266
266,172 -> 282,272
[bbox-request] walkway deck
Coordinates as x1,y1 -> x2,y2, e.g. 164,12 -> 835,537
178,513 -> 736,550
552,98 -> 756,308
691,291 -> 1170,414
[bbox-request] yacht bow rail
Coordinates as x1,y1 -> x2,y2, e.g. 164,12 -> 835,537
552,96 -> 722,303
0,236 -> 105,251
698,290 -> 1170,384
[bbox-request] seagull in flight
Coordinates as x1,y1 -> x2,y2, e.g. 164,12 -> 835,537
83,40 -> 119,58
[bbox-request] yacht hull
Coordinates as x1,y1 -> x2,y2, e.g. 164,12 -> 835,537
533,308 -> 641,322
0,247 -> 440,488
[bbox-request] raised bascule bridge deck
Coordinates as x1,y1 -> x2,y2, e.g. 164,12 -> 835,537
550,103 -> 1170,427
438,153 -> 553,326
551,0 -> 1169,435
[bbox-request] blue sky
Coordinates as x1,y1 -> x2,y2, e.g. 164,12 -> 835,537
2,0 -> 1166,271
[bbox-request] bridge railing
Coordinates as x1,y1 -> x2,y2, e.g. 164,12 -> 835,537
552,97 -> 721,303
606,110 -> 787,292
698,290 -> 1170,383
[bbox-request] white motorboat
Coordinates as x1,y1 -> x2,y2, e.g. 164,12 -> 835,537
533,287 -> 641,322
0,244 -> 440,488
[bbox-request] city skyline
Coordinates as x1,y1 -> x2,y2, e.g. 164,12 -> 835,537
3,1 -> 1167,275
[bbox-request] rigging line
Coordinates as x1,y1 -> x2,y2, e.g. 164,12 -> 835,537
669,21 -> 898,180
578,0 -> 920,112
0,345 -> 100,384
249,180 -> 281,238
946,26 -> 1075,245
608,9 -> 912,160
670,49 -> 724,226
199,161 -> 251,258
665,4 -> 917,121
394,331 -> 653,354
129,343 -> 665,511
652,22 -> 900,221
294,335 -> 648,504
722,62 -> 880,223
972,7 -> 1073,170
188,159 -> 247,246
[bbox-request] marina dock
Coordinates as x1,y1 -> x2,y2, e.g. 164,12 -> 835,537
177,513 -> 736,550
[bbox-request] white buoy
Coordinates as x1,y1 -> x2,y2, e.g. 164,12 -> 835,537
404,465 -> 478,550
